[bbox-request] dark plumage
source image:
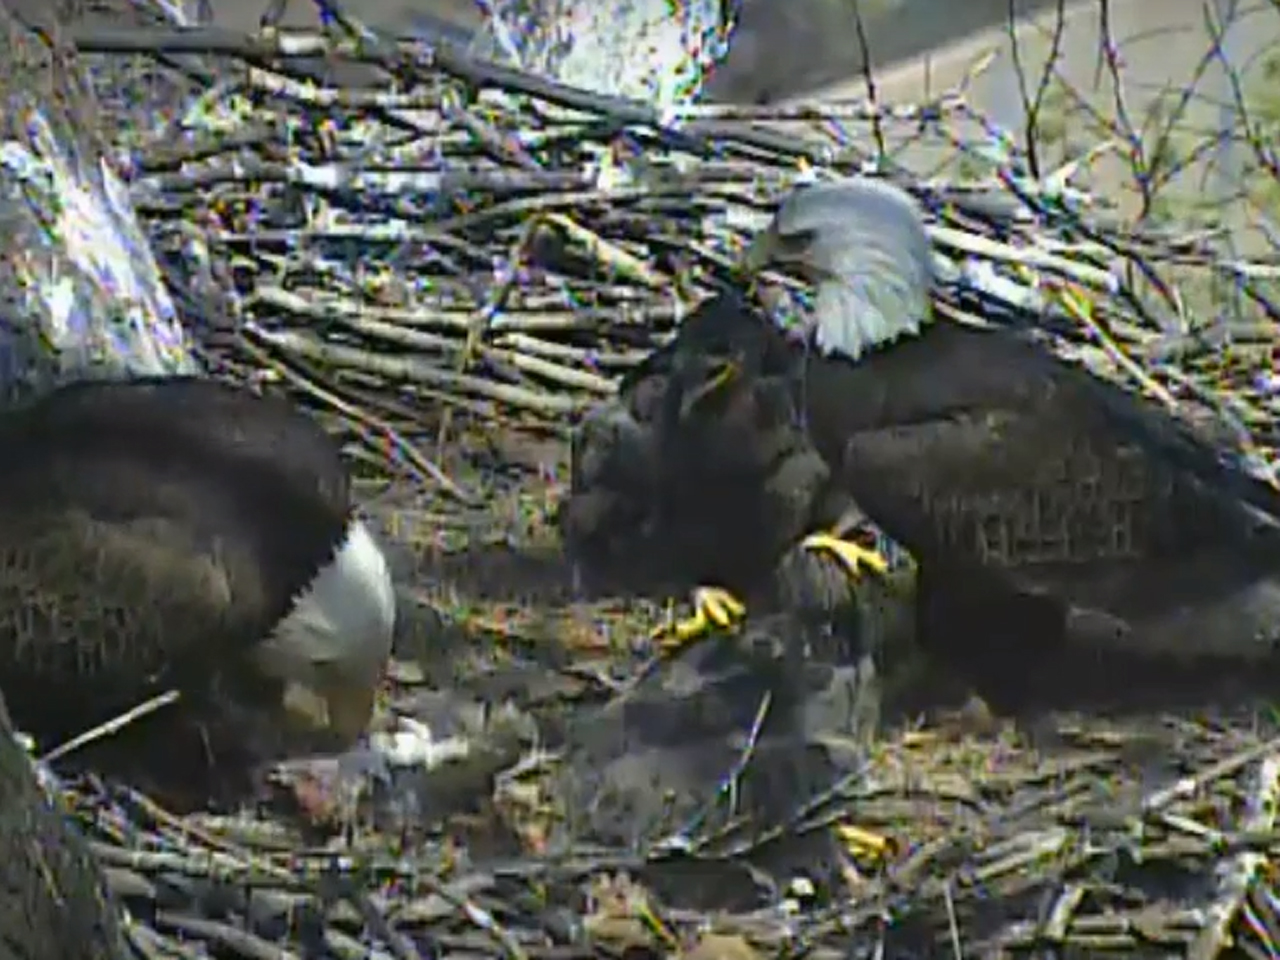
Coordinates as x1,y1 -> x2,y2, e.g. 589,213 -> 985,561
553,609 -> 874,899
560,299 -> 849,601
0,691 -> 128,960
558,361 -> 666,577
727,178 -> 1280,675
0,376 -> 395,768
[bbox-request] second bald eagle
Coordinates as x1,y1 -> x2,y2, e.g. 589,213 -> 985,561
0,376 -> 396,775
667,176 -> 1280,666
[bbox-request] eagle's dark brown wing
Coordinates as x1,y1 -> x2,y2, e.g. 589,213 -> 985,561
15,376 -> 352,515
815,324 -> 1280,659
0,379 -> 357,746
0,505 -> 256,744
1,378 -> 352,630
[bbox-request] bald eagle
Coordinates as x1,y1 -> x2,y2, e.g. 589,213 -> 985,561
0,376 -> 396,776
0,691 -> 129,959
696,176 -> 1280,673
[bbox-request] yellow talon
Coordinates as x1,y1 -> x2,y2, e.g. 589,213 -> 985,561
834,821 -> 895,866
800,532 -> 890,580
697,586 -> 747,626
650,586 -> 747,650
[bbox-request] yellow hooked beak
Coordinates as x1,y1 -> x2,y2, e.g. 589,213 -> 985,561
740,225 -> 823,285
678,357 -> 742,419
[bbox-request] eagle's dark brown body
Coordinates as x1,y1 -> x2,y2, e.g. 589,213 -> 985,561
559,362 -> 667,578
0,692 -> 128,960
802,325 -> 1280,658
561,301 -> 844,601
0,376 -> 392,781
571,167 -> 1280,709
661,292 -> 1280,675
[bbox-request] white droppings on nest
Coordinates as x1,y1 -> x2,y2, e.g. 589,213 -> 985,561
715,206 -> 772,233
181,83 -> 256,137
794,164 -> 822,186
588,150 -> 632,192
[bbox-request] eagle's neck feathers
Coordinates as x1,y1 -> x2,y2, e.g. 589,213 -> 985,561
812,275 -> 931,361
255,516 -> 396,689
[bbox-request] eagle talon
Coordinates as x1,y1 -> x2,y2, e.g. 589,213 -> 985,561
800,532 -> 889,580
834,821 -> 894,867
650,586 -> 747,651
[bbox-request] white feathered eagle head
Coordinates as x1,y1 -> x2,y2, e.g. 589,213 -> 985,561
741,177 -> 935,361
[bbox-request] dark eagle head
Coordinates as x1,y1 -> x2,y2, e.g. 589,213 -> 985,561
741,177 -> 935,361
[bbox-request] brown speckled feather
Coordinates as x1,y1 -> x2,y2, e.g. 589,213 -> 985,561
0,377 -> 354,744
788,321 -> 1280,658
0,511 -> 240,705
659,295 -> 1280,663
798,323 -> 1245,563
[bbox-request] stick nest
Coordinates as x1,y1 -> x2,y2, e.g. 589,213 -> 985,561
30,1 -> 1280,957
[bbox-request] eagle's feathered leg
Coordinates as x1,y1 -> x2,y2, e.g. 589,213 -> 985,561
647,357 -> 756,651
780,502 -> 895,868
651,419 -> 892,651
771,468 -> 894,620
